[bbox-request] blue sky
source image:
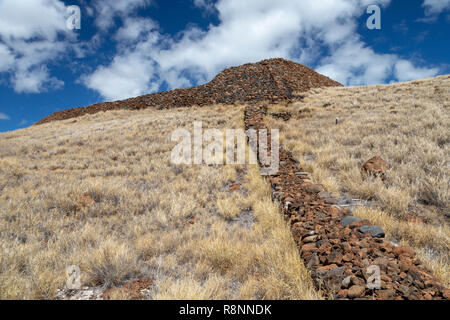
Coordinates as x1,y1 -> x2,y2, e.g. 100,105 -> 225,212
0,0 -> 449,132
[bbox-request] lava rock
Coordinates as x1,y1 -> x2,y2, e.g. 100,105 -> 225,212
342,276 -> 352,288
340,216 -> 361,226
348,285 -> 366,298
358,225 -> 385,238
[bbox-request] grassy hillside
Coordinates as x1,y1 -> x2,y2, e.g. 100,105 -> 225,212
0,105 -> 318,299
266,75 -> 449,285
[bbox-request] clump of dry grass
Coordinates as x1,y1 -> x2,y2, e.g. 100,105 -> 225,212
0,104 -> 319,299
266,75 -> 449,285
86,240 -> 140,288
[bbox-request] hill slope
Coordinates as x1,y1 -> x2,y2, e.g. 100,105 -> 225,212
35,58 -> 342,125
266,75 -> 450,288
0,105 -> 320,299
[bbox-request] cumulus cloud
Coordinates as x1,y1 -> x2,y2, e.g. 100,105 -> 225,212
82,0 -> 439,100
13,66 -> 64,93
193,0 -> 216,14
114,17 -> 158,43
0,0 -> 66,40
0,0 -> 73,93
82,20 -> 161,100
0,112 -> 10,120
422,0 -> 450,16
316,41 -> 397,86
394,60 -> 439,81
0,44 -> 14,72
83,51 -> 157,100
93,0 -> 152,31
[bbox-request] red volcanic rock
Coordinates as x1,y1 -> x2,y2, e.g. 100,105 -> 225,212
302,243 -> 318,253
443,289 -> 450,300
348,285 -> 366,299
394,245 -> 416,258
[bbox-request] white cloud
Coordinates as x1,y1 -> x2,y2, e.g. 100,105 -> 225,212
394,60 -> 439,81
0,0 -> 73,93
422,0 -> 450,16
83,21 -> 161,100
114,17 -> 157,43
7,39 -> 68,93
13,66 -> 64,94
83,52 -> 156,100
0,44 -> 14,72
318,42 -> 439,85
93,0 -> 152,31
317,41 -> 397,86
83,0 -> 439,100
0,112 -> 10,120
193,0 -> 216,13
0,0 -> 67,40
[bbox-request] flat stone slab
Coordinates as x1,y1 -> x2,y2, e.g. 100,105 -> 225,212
317,191 -> 331,198
294,172 -> 310,176
340,216 -> 361,226
358,225 -> 385,238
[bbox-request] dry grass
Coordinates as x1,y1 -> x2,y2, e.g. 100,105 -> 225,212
0,105 -> 319,299
266,75 -> 449,286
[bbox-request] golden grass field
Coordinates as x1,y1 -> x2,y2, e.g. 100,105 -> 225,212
0,105 -> 319,299
266,75 -> 449,285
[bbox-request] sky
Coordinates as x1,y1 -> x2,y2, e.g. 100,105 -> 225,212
0,0 -> 449,132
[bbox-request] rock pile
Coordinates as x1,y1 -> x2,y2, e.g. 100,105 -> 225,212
244,104 -> 449,300
35,58 -> 342,125
270,112 -> 292,121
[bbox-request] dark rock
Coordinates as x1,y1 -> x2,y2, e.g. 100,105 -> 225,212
358,225 -> 385,238
319,266 -> 347,292
305,184 -> 324,193
306,253 -> 319,269
317,191 -> 331,198
340,216 -> 361,226
342,276 -> 352,288
324,198 -> 338,205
